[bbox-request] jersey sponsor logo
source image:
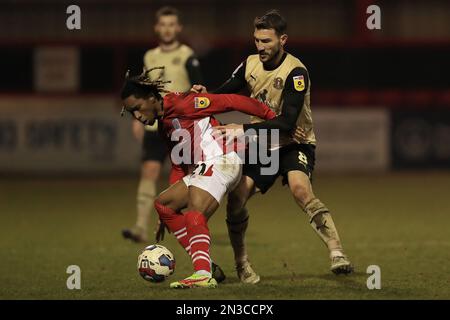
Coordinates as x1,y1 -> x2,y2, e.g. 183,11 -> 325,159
273,77 -> 284,90
293,75 -> 305,92
194,97 -> 210,109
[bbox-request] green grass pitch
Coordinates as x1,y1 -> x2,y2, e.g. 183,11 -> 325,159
1,172 -> 449,299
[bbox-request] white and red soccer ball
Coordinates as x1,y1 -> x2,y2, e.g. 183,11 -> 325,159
137,244 -> 175,282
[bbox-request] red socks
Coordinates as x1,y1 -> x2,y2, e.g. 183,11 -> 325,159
154,201 -> 212,274
184,211 -> 211,274
154,200 -> 190,254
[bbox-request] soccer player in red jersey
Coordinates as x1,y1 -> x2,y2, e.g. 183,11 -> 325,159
120,69 -> 276,288
122,6 -> 203,245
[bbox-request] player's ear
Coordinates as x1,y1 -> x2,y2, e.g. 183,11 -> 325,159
176,22 -> 183,33
280,34 -> 288,47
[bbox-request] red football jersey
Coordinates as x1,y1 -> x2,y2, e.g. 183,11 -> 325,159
160,92 -> 276,181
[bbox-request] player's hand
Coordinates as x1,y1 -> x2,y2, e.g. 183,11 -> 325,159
155,219 -> 167,243
214,123 -> 245,138
292,126 -> 306,143
190,84 -> 208,93
132,119 -> 145,142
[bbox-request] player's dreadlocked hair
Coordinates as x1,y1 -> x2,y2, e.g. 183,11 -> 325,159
120,67 -> 170,116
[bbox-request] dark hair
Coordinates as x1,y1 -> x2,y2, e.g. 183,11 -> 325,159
254,9 -> 287,36
155,6 -> 181,23
120,68 -> 169,102
120,81 -> 158,100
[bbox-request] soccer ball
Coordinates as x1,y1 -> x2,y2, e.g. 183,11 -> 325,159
137,244 -> 175,282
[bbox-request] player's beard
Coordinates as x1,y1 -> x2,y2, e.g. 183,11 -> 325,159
262,46 -> 282,67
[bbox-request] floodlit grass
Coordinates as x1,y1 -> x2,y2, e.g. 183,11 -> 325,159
1,172 -> 449,299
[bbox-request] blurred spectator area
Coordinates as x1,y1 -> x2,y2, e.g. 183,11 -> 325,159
1,0 -> 450,107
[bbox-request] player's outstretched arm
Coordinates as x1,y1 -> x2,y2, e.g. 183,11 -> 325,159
212,61 -> 247,94
185,92 -> 276,120
190,60 -> 247,94
243,67 -> 309,134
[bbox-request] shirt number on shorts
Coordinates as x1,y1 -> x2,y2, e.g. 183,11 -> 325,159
192,163 -> 213,176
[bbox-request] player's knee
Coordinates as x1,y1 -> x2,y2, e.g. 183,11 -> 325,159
137,179 -> 156,199
187,191 -> 219,218
154,199 -> 164,215
188,196 -> 212,215
154,199 -> 175,220
290,183 -> 313,207
155,191 -> 169,206
154,199 -> 163,219
227,177 -> 254,215
227,191 -> 246,215
188,197 -> 202,212
141,161 -> 161,180
226,207 -> 248,226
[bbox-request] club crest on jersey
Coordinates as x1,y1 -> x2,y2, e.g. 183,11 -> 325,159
293,75 -> 305,92
194,97 -> 210,109
273,77 -> 284,90
172,57 -> 181,65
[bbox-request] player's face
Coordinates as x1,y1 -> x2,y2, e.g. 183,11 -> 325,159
122,95 -> 159,126
254,28 -> 286,63
155,15 -> 182,44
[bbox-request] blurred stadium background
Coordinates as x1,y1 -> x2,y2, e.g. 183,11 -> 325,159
0,0 -> 449,299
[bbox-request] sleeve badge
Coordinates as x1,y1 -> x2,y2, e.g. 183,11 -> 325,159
194,97 -> 210,109
293,75 -> 305,92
